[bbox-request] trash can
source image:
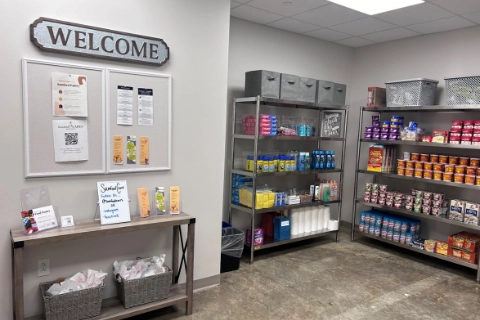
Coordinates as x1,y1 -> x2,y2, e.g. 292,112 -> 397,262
221,227 -> 244,273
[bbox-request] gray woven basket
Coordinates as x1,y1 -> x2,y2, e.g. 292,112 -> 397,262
445,75 -> 480,105
40,281 -> 104,320
116,265 -> 172,309
385,78 -> 438,107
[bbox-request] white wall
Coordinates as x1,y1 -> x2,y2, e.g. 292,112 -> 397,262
225,18 -> 354,229
0,0 -> 230,318
344,25 -> 480,231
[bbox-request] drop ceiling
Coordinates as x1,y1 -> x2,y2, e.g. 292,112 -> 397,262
230,0 -> 480,47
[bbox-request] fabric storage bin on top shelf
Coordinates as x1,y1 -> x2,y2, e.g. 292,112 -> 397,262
245,70 -> 281,99
280,73 -> 300,101
116,266 -> 173,308
385,78 -> 438,107
298,77 -> 317,103
333,83 -> 347,106
445,75 -> 480,105
316,80 -> 335,104
40,281 -> 104,320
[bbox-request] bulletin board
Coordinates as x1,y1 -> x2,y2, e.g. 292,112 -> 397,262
106,68 -> 171,173
22,59 -> 106,178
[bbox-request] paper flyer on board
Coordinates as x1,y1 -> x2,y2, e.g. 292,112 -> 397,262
126,136 -> 136,164
138,88 -> 153,126
52,72 -> 88,117
117,86 -> 133,125
97,181 -> 131,225
52,120 -> 89,162
139,136 -> 149,165
113,135 -> 123,165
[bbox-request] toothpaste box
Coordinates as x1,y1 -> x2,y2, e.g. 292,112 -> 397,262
465,202 -> 479,225
449,199 -> 466,222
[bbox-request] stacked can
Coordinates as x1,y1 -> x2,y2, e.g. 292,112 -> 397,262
363,183 -> 387,205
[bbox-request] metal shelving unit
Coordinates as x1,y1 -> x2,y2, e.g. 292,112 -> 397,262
351,105 -> 480,282
229,96 -> 349,263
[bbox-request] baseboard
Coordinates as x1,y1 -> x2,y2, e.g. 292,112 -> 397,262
340,220 -> 352,228
193,274 -> 220,292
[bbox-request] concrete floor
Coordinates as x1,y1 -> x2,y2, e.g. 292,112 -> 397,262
134,229 -> 480,320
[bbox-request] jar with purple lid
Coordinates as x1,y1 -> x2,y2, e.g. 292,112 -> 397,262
364,132 -> 373,139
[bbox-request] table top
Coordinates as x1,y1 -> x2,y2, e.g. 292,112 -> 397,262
11,213 -> 194,248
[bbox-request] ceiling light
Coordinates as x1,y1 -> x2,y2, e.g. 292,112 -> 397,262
327,0 -> 424,15
283,1 -> 293,5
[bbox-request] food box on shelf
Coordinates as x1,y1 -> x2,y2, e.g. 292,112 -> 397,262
448,231 -> 480,252
449,199 -> 466,222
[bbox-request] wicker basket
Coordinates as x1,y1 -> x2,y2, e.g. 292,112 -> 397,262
116,266 -> 173,308
385,78 -> 438,107
445,75 -> 480,105
39,281 -> 104,320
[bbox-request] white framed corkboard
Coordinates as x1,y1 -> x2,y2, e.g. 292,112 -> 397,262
106,68 -> 171,173
22,58 -> 106,178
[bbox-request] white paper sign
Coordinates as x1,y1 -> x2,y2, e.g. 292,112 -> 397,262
138,88 -> 153,126
31,205 -> 58,231
97,181 -> 131,225
52,120 -> 89,162
52,72 -> 88,117
117,86 -> 133,125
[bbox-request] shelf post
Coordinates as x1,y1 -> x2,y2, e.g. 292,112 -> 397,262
351,107 -> 364,241
12,240 -> 24,320
172,226 -> 180,284
185,221 -> 195,315
229,97 -> 237,224
250,96 -> 261,263
337,108 -> 349,242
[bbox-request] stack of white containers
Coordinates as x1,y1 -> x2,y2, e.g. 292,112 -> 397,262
290,205 -> 339,236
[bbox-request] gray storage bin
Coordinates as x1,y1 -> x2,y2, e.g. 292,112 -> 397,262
280,73 -> 300,101
333,83 -> 347,106
316,80 -> 335,104
385,78 -> 438,107
298,77 -> 317,103
445,75 -> 480,105
245,70 -> 280,98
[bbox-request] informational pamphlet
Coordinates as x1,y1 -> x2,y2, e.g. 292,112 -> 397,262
138,88 -> 153,126
169,186 -> 180,214
126,136 -> 136,164
52,72 -> 88,117
117,86 -> 133,125
52,120 -> 89,162
21,205 -> 58,234
139,136 -> 149,165
97,181 -> 131,225
113,135 -> 123,165
137,188 -> 151,217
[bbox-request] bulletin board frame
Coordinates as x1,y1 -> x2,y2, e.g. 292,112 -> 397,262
106,68 -> 172,173
22,58 -> 106,178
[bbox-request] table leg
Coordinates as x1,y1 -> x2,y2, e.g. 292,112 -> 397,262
12,246 -> 24,320
186,221 -> 195,315
172,226 -> 179,284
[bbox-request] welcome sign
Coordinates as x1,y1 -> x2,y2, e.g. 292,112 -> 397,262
30,17 -> 169,66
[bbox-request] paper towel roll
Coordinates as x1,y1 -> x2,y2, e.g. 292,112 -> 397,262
304,208 -> 313,233
317,206 -> 325,230
311,207 -> 318,232
323,219 -> 328,229
290,209 -> 300,236
328,219 -> 339,230
323,205 -> 331,221
298,208 -> 306,234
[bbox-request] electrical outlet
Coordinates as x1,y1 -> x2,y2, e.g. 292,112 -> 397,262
38,259 -> 50,277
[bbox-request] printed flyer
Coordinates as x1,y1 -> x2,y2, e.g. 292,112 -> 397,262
52,120 -> 89,162
52,72 -> 88,117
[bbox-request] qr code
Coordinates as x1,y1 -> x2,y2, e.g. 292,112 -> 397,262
64,133 -> 78,145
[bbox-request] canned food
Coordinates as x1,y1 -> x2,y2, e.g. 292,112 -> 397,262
433,163 -> 445,172
451,127 -> 462,133
433,171 -> 443,180
477,168 -> 480,176
454,173 -> 465,183
415,161 -> 424,169
449,156 -> 459,165
445,164 -> 455,173
461,139 -> 472,145
430,154 -> 439,163
415,190 -> 424,198
423,170 -> 433,179
411,153 -> 420,161
414,169 -> 423,178
405,168 -> 414,177
450,138 -> 461,144
378,198 -> 386,205
422,205 -> 431,215
431,207 -> 441,216
405,203 -> 413,211
397,159 -> 406,168
406,160 -> 415,168
462,132 -> 473,138
465,175 -> 475,185
464,120 -> 474,129
423,199 -> 432,206
452,120 -> 464,129
438,155 -> 449,164
423,191 -> 433,200
381,229 -> 387,239
450,132 -> 461,137
443,172 -> 453,182
397,167 -> 405,175
423,162 -> 433,171
476,176 -> 480,185
387,230 -> 393,240
420,154 -> 429,162
473,137 -> 480,145
459,157 -> 470,165
471,158 -> 480,167
432,193 -> 444,201
455,165 -> 466,174
365,183 -> 372,191
400,233 -> 406,244
474,120 -> 480,129
379,184 -> 387,192
403,152 -> 411,160
432,199 -> 442,207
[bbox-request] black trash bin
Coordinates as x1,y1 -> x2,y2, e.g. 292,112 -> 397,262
221,227 -> 244,273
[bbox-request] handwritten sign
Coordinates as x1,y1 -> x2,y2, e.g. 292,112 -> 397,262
97,180 -> 131,225
321,111 -> 343,138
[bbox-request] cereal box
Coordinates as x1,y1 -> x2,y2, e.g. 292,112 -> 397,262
449,199 -> 466,222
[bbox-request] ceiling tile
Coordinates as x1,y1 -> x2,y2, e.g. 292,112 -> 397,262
361,27 -> 421,42
463,11 -> 480,24
231,5 -> 284,24
235,0 -> 252,2
247,0 -> 329,17
267,18 -> 320,33
407,16 -> 475,34
304,28 -> 351,41
329,17 -> 396,36
335,37 -> 376,47
292,4 -> 366,27
374,2 -> 453,26
431,0 -> 480,15
231,1 -> 242,9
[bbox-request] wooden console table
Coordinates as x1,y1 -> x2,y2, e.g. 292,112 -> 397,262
10,213 -> 196,320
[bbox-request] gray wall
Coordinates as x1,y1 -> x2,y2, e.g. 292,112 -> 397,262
0,1 -> 230,318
